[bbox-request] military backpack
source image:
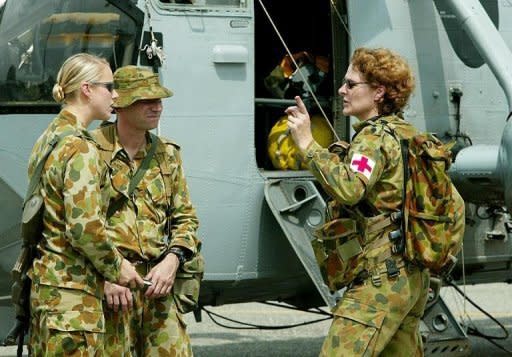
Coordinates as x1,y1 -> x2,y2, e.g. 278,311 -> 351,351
384,121 -> 465,276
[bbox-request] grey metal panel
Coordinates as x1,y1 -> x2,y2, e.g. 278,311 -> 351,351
264,179 -> 337,308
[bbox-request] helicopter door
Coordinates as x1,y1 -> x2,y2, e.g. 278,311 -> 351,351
264,179 -> 337,308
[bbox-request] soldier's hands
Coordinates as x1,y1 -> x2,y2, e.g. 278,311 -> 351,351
285,96 -> 314,151
104,281 -> 133,312
118,258 -> 145,288
144,253 -> 179,299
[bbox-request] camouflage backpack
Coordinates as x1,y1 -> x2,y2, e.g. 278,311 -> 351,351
384,122 -> 465,276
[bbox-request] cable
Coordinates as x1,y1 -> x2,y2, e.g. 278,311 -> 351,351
445,278 -> 512,354
256,0 -> 339,141
201,304 -> 332,330
260,301 -> 332,316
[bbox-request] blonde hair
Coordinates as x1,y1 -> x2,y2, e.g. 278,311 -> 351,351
52,53 -> 110,103
351,47 -> 415,115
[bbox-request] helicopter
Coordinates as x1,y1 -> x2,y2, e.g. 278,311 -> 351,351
0,0 -> 511,354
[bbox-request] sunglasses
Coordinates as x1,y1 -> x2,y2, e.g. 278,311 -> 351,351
89,81 -> 114,93
342,78 -> 369,90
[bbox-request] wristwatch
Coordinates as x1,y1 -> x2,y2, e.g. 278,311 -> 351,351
169,246 -> 187,265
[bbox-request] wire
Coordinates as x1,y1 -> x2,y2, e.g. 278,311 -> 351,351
256,0 -> 340,142
201,303 -> 332,330
260,301 -> 332,316
445,278 -> 512,354
329,0 -> 355,49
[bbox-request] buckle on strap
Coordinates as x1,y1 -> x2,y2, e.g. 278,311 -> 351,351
371,272 -> 382,287
390,211 -> 402,223
385,259 -> 400,279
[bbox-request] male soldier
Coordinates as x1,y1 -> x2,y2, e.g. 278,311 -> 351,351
91,65 -> 200,356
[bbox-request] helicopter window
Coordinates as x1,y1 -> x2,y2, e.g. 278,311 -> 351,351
159,0 -> 246,9
0,0 -> 142,112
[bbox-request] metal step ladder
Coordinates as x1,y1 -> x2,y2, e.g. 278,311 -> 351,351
264,178 -> 337,308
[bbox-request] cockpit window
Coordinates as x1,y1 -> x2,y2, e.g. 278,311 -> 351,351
0,0 -> 143,110
159,0 -> 247,9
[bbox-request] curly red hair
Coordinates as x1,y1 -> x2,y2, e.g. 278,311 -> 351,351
351,47 -> 415,115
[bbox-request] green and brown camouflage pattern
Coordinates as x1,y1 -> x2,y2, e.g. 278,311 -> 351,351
91,123 -> 200,261
301,114 -> 430,355
304,115 -> 408,288
382,122 -> 465,273
91,123 -> 200,354
320,266 -> 429,356
112,65 -> 173,108
312,217 -> 363,291
27,110 -> 122,296
29,271 -> 107,356
173,250 -> 205,314
103,286 -> 192,356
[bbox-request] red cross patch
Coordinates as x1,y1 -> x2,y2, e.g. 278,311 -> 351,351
350,153 -> 375,180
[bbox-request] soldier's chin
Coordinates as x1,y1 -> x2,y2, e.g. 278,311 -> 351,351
99,111 -> 113,121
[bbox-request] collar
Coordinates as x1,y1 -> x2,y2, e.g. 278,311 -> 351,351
351,113 -> 404,133
58,109 -> 86,131
111,123 -> 153,161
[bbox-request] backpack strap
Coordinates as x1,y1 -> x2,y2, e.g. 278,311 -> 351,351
25,132 -> 75,203
106,133 -> 158,219
373,119 -> 409,255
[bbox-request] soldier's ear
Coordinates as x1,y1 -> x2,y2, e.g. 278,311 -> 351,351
374,85 -> 385,103
81,82 -> 93,101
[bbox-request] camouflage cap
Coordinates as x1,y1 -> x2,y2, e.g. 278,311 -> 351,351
113,65 -> 173,108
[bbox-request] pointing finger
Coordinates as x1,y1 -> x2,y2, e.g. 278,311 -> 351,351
294,96 -> 307,113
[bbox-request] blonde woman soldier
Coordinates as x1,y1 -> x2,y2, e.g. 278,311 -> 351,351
27,53 -> 144,356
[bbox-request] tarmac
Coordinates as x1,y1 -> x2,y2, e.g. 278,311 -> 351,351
1,283 -> 511,356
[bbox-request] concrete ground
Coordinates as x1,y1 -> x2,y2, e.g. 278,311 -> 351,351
1,283 -> 511,356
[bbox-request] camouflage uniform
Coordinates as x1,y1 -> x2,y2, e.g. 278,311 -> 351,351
27,110 -> 123,356
90,66 -> 200,357
302,114 -> 430,356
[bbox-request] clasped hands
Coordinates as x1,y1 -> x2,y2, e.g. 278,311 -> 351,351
105,253 -> 180,312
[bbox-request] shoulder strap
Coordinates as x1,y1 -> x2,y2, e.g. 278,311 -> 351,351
106,133 -> 158,219
25,133 -> 74,203
373,119 -> 409,255
128,133 -> 158,194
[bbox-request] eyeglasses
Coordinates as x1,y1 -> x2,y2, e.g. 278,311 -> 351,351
89,81 -> 114,93
342,78 -> 369,89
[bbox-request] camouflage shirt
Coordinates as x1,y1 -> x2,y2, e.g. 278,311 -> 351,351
27,110 -> 122,298
302,114 -> 417,243
91,123 -> 200,262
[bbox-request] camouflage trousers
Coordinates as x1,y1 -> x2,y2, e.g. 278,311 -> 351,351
29,283 -> 105,356
320,265 -> 430,357
103,288 -> 192,356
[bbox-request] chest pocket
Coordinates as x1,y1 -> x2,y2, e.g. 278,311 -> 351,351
144,164 -> 167,207
156,153 -> 177,206
109,160 -> 130,200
